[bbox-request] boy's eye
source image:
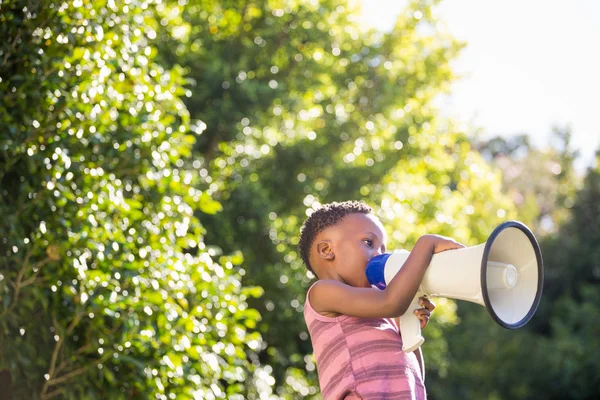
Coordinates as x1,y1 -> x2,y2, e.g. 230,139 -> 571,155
363,239 -> 373,247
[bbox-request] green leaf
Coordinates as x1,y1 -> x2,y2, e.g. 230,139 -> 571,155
241,286 -> 263,299
198,193 -> 222,215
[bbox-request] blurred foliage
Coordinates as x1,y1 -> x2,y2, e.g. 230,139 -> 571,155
153,0 -> 518,397
429,156 -> 600,400
474,127 -> 581,235
0,0 -> 265,398
1,0 -> 597,399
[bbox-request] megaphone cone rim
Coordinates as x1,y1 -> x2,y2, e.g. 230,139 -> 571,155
481,220 -> 544,329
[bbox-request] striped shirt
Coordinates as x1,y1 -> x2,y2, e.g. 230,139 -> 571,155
304,284 -> 426,400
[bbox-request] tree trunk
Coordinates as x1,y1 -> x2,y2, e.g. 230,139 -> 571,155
0,370 -> 13,400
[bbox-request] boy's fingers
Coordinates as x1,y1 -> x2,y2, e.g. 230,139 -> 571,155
418,298 -> 435,311
414,310 -> 429,319
414,309 -> 431,318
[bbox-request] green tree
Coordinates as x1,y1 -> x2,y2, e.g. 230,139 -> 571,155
429,154 -> 600,400
154,0 -> 518,396
0,0 -> 264,398
473,127 -> 581,234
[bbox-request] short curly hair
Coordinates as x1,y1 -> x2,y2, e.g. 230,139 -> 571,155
298,200 -> 373,274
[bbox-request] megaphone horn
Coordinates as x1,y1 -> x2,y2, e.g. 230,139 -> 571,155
366,220 -> 544,353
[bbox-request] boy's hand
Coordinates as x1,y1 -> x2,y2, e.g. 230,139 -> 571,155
419,234 -> 465,254
414,297 -> 435,329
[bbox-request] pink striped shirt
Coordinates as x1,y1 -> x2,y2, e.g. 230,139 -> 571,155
304,284 -> 426,400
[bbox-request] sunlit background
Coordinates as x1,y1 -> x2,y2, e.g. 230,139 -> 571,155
360,0 -> 600,171
1,0 -> 599,399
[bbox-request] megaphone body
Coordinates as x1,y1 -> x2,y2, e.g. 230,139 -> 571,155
366,221 -> 544,353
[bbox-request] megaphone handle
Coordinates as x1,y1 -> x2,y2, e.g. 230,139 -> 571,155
399,296 -> 425,353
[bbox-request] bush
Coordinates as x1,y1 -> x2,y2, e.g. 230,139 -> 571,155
0,1 -> 265,398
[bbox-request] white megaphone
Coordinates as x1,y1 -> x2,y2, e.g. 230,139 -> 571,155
366,220 -> 544,353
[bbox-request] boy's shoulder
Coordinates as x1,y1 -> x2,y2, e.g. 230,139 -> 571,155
307,280 -> 347,319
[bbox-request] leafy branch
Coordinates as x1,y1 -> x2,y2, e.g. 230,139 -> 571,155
0,248 -> 52,319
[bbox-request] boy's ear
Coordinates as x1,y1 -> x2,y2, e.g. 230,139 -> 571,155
316,240 -> 335,260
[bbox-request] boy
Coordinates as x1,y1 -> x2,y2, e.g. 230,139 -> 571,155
299,201 -> 464,399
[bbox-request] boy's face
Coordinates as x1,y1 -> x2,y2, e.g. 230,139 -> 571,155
314,213 -> 387,288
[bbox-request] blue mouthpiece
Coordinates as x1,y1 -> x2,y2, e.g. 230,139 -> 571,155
366,253 -> 392,290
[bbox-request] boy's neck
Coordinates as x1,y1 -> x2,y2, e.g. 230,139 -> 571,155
314,265 -> 346,283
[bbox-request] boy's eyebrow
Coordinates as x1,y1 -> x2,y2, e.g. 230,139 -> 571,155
366,231 -> 383,241
365,231 -> 387,251
366,231 -> 388,246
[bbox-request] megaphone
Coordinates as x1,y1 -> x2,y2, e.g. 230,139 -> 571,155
366,220 -> 544,353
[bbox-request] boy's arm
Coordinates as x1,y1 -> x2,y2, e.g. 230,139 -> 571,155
310,234 -> 461,319
310,236 -> 437,318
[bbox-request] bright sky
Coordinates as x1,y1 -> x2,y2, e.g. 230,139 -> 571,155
358,0 -> 600,171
